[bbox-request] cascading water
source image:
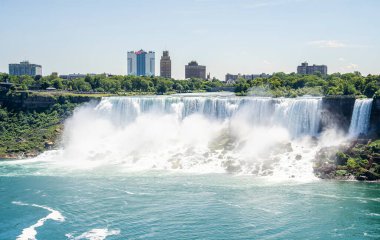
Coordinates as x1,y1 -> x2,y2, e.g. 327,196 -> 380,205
32,94 -> 336,180
95,95 -> 322,138
348,99 -> 373,138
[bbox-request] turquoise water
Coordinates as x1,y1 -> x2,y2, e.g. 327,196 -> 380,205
0,166 -> 379,239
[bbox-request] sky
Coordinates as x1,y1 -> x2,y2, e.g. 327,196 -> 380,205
0,0 -> 379,80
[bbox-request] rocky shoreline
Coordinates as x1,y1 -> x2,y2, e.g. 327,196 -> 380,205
314,139 -> 380,181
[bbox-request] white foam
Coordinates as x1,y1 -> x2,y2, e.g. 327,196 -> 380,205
366,212 -> 380,217
66,228 -> 120,240
12,201 -> 65,240
3,96 -> 349,182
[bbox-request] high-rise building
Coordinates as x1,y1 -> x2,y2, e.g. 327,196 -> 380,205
9,61 -> 42,76
127,50 -> 155,76
160,51 -> 171,78
185,61 -> 206,80
297,62 -> 327,76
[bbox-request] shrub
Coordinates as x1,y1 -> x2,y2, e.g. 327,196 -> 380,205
346,158 -> 360,169
336,170 -> 347,176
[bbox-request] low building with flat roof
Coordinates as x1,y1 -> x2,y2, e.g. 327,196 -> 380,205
225,73 -> 271,84
9,61 -> 42,76
297,62 -> 327,75
185,61 -> 206,80
59,73 -> 100,80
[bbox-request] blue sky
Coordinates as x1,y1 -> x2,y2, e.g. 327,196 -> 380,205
0,0 -> 379,79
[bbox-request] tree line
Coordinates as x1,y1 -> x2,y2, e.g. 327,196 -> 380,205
1,72 -> 380,97
0,73 -> 223,94
234,72 -> 380,98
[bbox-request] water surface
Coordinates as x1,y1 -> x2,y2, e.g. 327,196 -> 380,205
0,169 -> 379,240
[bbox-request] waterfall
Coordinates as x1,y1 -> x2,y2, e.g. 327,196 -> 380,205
273,98 -> 321,138
349,99 -> 373,138
39,94 -> 329,179
95,96 -> 322,138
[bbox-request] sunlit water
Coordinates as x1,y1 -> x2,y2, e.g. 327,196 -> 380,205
0,168 -> 379,239
0,95 -> 379,239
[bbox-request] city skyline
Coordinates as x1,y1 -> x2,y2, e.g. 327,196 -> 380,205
0,0 -> 379,79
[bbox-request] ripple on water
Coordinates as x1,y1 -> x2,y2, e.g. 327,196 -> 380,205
66,228 -> 120,240
12,201 -> 65,240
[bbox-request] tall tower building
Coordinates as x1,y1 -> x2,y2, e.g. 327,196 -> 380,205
185,61 -> 206,80
160,51 -> 171,78
127,50 -> 155,76
9,61 -> 42,76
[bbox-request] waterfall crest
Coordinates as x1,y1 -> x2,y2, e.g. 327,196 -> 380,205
96,96 -> 322,138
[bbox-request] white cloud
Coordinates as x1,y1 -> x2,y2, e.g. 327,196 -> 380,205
340,63 -> 359,72
338,57 -> 346,62
245,0 -> 308,9
308,40 -> 347,48
263,60 -> 271,65
309,40 -> 367,49
345,63 -> 359,69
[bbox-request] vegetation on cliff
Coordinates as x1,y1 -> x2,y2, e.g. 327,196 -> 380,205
0,101 -> 77,158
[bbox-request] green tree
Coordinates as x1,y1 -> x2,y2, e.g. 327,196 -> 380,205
364,81 -> 378,97
52,78 -> 64,89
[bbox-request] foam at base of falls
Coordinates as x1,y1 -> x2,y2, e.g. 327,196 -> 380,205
18,95 -> 338,181
349,99 -> 373,138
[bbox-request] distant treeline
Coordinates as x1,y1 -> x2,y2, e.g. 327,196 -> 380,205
0,73 -> 223,94
1,72 -> 380,97
234,72 -> 380,98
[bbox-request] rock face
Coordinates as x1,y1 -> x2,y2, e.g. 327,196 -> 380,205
369,98 -> 380,138
0,92 -> 101,110
44,141 -> 55,149
321,96 -> 356,133
320,96 -> 380,137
